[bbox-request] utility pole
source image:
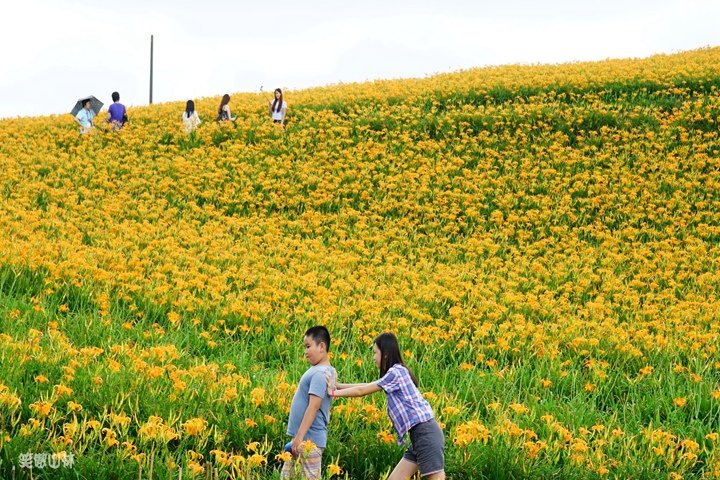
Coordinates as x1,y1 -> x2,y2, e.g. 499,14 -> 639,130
149,35 -> 154,104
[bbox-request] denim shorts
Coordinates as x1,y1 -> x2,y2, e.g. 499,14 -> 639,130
403,418 -> 445,476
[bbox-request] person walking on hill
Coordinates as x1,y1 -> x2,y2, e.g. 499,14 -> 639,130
107,91 -> 128,130
217,94 -> 236,122
269,88 -> 287,126
183,100 -> 201,133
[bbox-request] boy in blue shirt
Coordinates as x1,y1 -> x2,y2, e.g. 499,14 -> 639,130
282,326 -> 335,480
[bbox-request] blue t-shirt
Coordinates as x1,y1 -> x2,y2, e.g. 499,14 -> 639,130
286,365 -> 335,448
76,108 -> 95,127
108,102 -> 126,123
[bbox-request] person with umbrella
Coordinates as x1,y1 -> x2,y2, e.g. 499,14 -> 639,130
72,96 -> 102,134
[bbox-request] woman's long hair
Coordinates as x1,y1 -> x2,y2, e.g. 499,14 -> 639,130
185,100 -> 195,117
272,88 -> 283,113
218,94 -> 230,115
374,332 -> 418,386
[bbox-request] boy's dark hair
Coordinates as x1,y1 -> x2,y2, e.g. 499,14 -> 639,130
82,99 -> 91,107
304,326 -> 330,352
112,91 -> 120,102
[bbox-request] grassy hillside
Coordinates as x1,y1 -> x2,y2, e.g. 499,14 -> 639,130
1,47 -> 720,479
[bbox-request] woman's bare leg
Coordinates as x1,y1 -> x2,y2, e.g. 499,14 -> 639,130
388,459 -> 419,480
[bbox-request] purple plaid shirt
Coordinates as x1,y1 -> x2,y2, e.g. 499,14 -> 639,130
376,364 -> 435,445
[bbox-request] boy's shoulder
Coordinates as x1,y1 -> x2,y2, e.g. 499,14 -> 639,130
305,364 -> 335,373
301,364 -> 334,378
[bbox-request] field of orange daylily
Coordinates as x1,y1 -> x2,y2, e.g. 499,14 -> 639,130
1,47 -> 720,479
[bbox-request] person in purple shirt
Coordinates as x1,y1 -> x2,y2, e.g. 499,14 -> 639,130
107,92 -> 127,130
328,332 -> 446,480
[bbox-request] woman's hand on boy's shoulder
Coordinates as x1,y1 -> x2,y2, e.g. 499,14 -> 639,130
325,369 -> 336,395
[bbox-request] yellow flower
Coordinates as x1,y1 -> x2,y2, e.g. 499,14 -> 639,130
210,449 -> 230,466
186,460 -> 204,476
183,417 -> 207,437
247,453 -> 266,467
276,451 -> 292,462
377,430 -> 395,444
29,401 -> 53,417
300,440 -> 317,453
167,311 -> 181,326
454,421 -> 491,446
509,403 -> 528,415
54,384 -> 74,397
674,397 -> 687,407
327,460 -> 343,477
263,414 -> 276,424
102,428 -> 119,447
250,387 -> 266,407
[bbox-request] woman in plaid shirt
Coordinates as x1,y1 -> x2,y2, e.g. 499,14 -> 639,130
328,332 -> 446,479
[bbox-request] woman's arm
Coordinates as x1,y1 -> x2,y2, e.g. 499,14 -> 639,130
333,382 -> 382,398
326,370 -> 381,394
336,382 -> 369,390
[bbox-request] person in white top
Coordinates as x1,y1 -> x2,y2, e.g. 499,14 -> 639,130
269,88 -> 287,125
74,99 -> 95,134
182,100 -> 201,134
217,94 -> 236,122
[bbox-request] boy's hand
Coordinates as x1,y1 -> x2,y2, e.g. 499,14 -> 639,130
290,436 -> 303,456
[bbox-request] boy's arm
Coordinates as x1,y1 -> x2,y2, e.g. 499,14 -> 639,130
290,394 -> 323,456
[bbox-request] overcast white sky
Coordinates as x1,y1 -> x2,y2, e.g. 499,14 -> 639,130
0,0 -> 718,118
